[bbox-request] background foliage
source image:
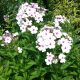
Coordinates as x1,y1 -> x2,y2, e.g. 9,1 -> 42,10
0,0 -> 80,80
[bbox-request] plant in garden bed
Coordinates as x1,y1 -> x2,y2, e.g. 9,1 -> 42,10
0,1 -> 80,80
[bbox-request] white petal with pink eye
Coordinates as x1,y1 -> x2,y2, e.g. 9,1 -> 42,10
4,37 -> 12,44
58,53 -> 66,59
60,58 -> 66,63
53,29 -> 62,38
45,52 -> 55,65
28,26 -> 38,34
61,45 -> 71,53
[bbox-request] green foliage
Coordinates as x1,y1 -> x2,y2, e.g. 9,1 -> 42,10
0,0 -> 80,80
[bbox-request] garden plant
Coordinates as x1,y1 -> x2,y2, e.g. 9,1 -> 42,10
0,0 -> 80,80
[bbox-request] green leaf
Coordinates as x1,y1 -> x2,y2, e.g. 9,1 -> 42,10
30,70 -> 40,80
14,75 -> 23,80
61,62 -> 72,70
40,68 -> 47,76
0,76 -> 6,80
62,76 -> 75,80
24,47 -> 37,52
70,72 -> 77,76
0,66 -> 3,74
25,60 -> 36,70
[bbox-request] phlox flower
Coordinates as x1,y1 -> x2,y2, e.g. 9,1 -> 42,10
54,20 -> 60,27
61,45 -> 71,53
60,58 -> 66,63
18,47 -> 23,53
28,26 -> 38,34
45,52 -> 55,65
31,3 -> 40,9
20,26 -> 26,33
2,30 -> 12,44
53,29 -> 62,38
58,53 -> 66,59
4,37 -> 12,44
55,15 -> 66,23
45,52 -> 58,65
58,53 -> 66,63
58,37 -> 69,46
36,45 -> 46,52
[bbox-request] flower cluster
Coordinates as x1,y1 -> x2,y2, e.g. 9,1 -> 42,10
0,30 -> 19,45
45,52 -> 66,65
58,33 -> 73,53
45,52 -> 58,65
2,30 -> 13,44
16,2 -> 46,33
36,25 -> 73,53
54,15 -> 69,24
55,15 -> 66,23
54,15 -> 70,27
36,26 -> 56,52
36,15 -> 73,65
0,1 -> 73,66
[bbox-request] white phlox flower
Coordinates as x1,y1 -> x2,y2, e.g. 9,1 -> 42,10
18,47 -> 23,53
58,37 -> 70,45
53,29 -> 62,38
58,53 -> 66,59
61,45 -> 71,53
60,58 -> 66,63
4,37 -> 12,44
54,15 -> 66,23
28,26 -> 38,34
45,52 -> 55,65
58,53 -> 66,63
2,30 -> 12,44
45,52 -> 58,65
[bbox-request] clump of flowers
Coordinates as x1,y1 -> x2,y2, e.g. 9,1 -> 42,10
2,30 -> 13,44
36,26 -> 56,52
36,15 -> 73,65
45,52 -> 58,65
16,2 -> 46,33
0,31 -> 19,45
54,15 -> 70,27
58,33 -> 73,53
0,1 -> 73,68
